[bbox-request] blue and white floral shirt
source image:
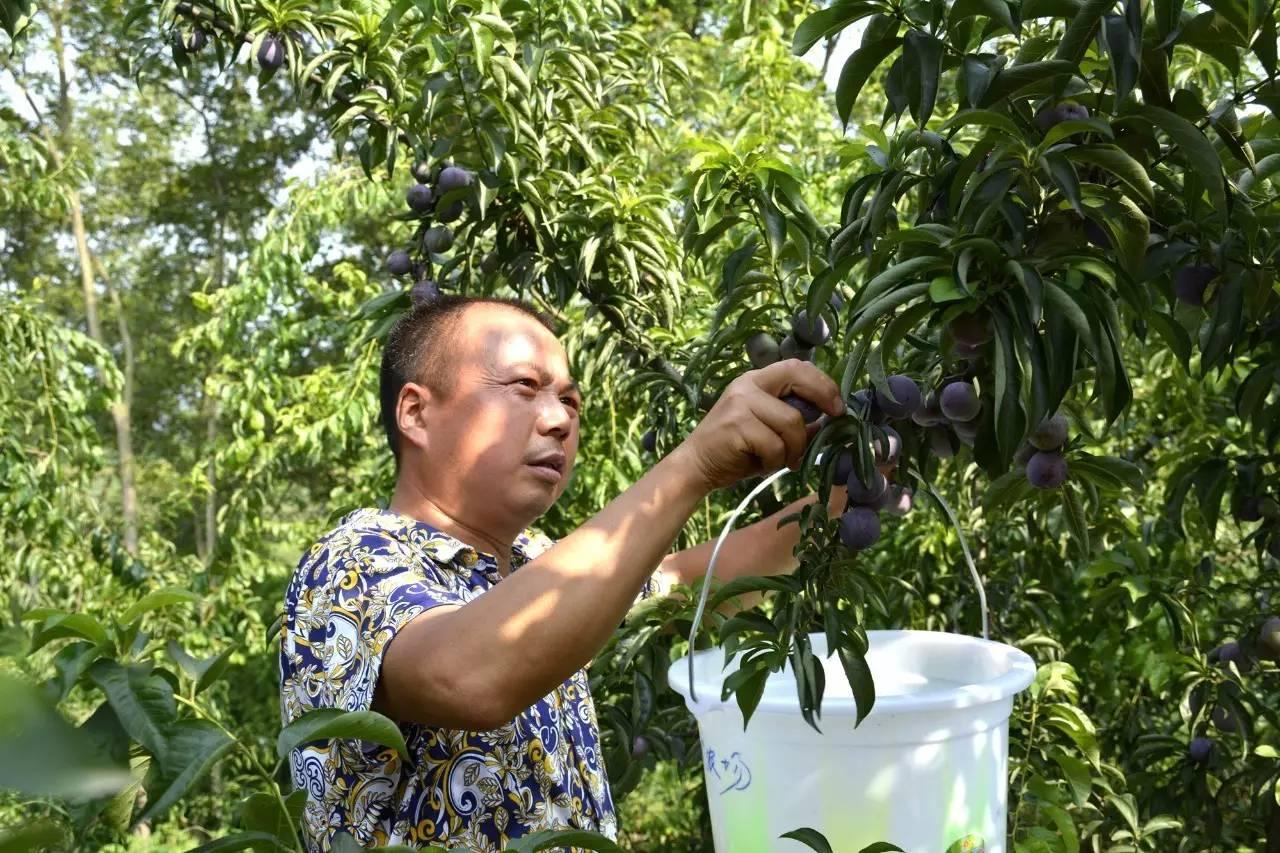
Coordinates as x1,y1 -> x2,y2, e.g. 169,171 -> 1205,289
279,507 -> 656,851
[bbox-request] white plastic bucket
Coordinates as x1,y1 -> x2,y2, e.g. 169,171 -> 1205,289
668,629 -> 1036,853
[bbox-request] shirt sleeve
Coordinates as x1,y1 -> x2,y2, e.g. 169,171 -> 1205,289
282,527 -> 471,720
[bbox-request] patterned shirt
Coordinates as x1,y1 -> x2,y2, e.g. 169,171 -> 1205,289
279,506 -> 655,851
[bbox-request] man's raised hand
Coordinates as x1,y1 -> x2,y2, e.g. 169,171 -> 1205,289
673,359 -> 845,493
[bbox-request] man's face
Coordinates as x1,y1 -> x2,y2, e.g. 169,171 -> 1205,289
406,304 -> 581,531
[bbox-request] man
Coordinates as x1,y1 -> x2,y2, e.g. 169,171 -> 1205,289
279,295 -> 847,851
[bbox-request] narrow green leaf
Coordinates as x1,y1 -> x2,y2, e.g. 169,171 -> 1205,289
780,827 -> 834,853
276,708 -> 409,761
1055,0 -> 1115,63
1128,104 -> 1227,210
904,30 -> 944,125
853,256 -> 947,312
121,587 -> 200,626
138,720 -> 235,824
836,38 -> 904,126
1066,145 -> 1154,206
1062,483 -> 1091,557
89,660 -> 177,758
792,1 -> 877,55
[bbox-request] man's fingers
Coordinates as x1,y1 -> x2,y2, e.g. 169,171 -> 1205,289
738,418 -> 788,474
750,395 -> 811,470
751,359 -> 844,418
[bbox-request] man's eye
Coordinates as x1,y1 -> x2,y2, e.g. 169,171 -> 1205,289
562,397 -> 581,409
516,378 -> 539,389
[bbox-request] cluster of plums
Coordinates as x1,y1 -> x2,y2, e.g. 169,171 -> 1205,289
171,25 -> 286,72
386,163 -> 475,307
1012,413 -> 1071,490
1189,617 -> 1280,765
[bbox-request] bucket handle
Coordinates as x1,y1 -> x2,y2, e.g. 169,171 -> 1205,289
685,416 -> 990,704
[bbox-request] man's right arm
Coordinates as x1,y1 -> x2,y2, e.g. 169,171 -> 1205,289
374,360 -> 844,730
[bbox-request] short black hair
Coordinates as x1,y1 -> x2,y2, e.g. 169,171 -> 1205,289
379,295 -> 559,470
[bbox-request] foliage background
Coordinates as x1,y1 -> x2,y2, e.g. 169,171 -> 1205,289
1,0 -> 1279,851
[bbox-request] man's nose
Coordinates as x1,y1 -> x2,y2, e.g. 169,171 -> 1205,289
537,394 -> 573,436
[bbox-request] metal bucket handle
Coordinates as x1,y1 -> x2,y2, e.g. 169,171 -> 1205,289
684,407 -> 990,704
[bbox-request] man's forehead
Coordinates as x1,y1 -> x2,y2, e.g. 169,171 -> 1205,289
459,305 -> 572,379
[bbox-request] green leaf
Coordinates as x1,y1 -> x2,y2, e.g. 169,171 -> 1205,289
167,640 -> 237,694
504,829 -> 623,852
188,832 -> 290,853
951,0 -> 1018,34
0,674 -> 132,800
238,789 -> 306,842
709,574 -> 803,609
276,708 -> 409,761
1062,482 -> 1091,557
836,38 -> 904,126
1055,0 -> 1115,63
792,1 -> 878,55
980,60 -> 1076,106
780,827 -> 834,853
120,587 -> 200,626
1065,145 -> 1154,207
29,612 -> 109,651
857,844 -> 906,853
836,642 -> 876,726
942,108 -> 1022,138
89,660 -> 177,758
0,821 -> 66,853
1127,105 -> 1227,210
904,30 -> 944,126
1198,271 -> 1244,372
853,256 -> 948,312
138,719 -> 235,824
1103,14 -> 1141,106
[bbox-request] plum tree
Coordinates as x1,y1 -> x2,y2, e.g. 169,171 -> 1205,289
641,429 -> 657,454
839,507 -> 880,551
1173,265 -> 1217,307
1034,101 -> 1089,133
409,279 -> 440,307
406,183 -> 434,213
850,389 -> 887,424
846,468 -> 888,503
939,380 -> 980,422
1259,617 -> 1280,661
1029,414 -> 1069,451
1027,451 -> 1069,489
631,735 -> 649,759
745,333 -> 781,369
386,250 -> 412,277
479,251 -> 500,274
1189,737 -> 1213,764
875,375 -> 921,419
411,160 -> 432,184
257,35 -> 285,71
423,226 -> 454,254
779,335 -> 814,362
782,394 -> 822,424
790,310 -> 830,348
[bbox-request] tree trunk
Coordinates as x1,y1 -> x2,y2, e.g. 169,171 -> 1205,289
98,259 -> 140,557
50,3 -> 139,555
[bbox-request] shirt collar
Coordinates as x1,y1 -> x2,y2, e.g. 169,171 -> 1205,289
349,507 -> 552,572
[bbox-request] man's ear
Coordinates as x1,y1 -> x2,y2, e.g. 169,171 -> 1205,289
396,381 -> 432,456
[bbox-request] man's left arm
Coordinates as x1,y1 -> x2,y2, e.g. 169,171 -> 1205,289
652,485 -> 847,611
